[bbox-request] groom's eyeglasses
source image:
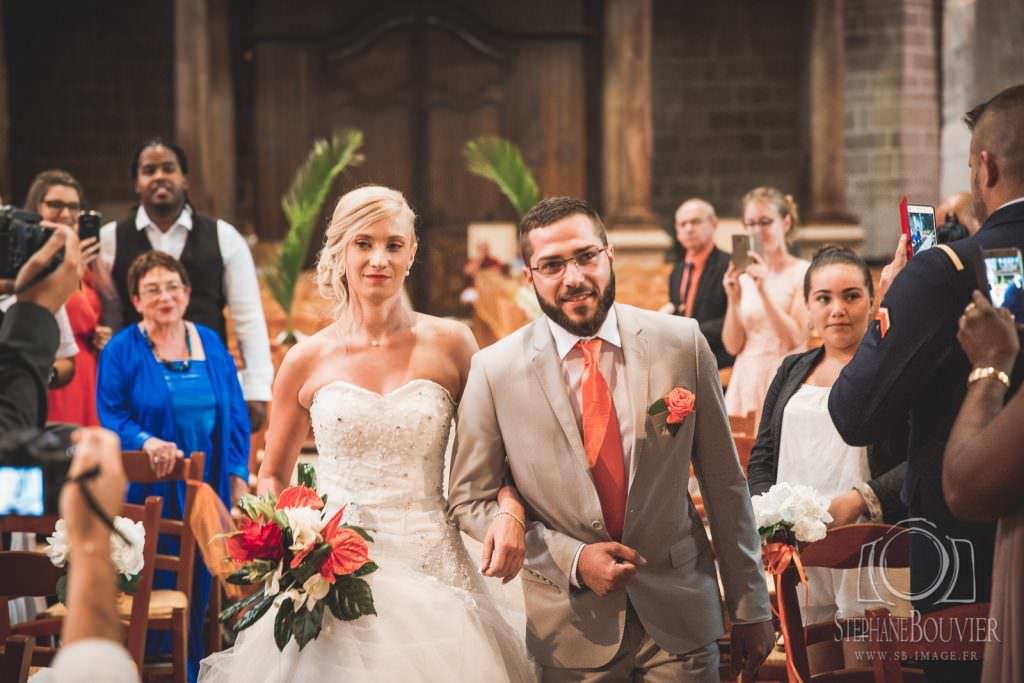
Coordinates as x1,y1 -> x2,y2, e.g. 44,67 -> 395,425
530,247 -> 608,278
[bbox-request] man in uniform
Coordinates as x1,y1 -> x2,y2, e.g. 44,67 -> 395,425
829,83 -> 1024,682
659,198 -> 733,369
96,139 -> 272,430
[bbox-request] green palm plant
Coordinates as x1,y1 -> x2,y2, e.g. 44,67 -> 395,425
265,129 -> 365,344
463,136 -> 539,218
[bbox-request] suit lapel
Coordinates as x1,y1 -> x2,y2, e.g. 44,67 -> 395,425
528,320 -> 589,470
616,305 -> 651,469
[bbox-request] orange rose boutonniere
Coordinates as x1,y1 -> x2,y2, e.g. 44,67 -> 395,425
648,387 -> 696,436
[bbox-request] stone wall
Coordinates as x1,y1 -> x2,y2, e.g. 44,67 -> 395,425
651,0 -> 808,228
3,1 -> 174,214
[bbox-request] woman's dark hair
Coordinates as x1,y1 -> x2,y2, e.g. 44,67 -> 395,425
803,244 -> 874,301
126,250 -> 192,297
130,138 -> 190,179
24,169 -> 85,213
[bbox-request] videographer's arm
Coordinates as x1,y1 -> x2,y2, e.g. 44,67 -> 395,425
0,224 -> 80,429
52,427 -> 140,683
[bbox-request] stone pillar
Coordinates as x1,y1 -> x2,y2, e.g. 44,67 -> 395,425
601,0 -> 670,263
175,0 -> 236,220
809,0 -> 850,221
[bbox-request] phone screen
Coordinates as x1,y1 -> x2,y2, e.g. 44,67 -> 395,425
731,234 -> 751,271
984,248 -> 1024,321
0,466 -> 45,516
907,205 -> 937,255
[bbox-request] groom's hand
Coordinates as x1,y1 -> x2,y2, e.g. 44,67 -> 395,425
577,542 -> 646,596
730,620 -> 775,680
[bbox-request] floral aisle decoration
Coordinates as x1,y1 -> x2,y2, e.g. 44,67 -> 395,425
218,483 -> 377,651
45,516 -> 146,602
750,482 -> 833,683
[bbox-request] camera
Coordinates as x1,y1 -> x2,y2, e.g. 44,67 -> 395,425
0,426 -> 74,516
0,205 -> 62,279
937,213 -> 970,244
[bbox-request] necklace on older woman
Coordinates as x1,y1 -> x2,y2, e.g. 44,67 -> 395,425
141,324 -> 193,372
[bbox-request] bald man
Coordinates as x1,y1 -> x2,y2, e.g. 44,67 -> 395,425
660,199 -> 733,368
831,83 -> 1024,683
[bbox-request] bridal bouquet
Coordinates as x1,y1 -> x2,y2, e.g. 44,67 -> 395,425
45,516 -> 147,602
219,484 -> 377,651
751,481 -> 833,545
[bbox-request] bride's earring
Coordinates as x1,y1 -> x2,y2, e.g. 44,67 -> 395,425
406,266 -> 412,276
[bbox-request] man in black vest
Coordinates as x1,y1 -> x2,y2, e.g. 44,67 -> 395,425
96,139 -> 272,430
659,198 -> 733,368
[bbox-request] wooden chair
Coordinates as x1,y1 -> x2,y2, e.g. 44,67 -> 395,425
864,604 -> 988,682
120,450 -> 206,683
0,635 -> 35,683
0,551 -> 64,667
4,496 -> 163,672
729,411 -> 757,436
772,524 -> 916,682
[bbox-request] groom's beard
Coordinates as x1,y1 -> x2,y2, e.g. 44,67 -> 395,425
535,273 -> 616,338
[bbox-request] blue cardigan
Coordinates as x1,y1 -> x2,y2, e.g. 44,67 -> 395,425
97,322 -> 250,510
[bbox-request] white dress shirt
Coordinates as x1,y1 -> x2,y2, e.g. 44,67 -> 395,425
95,206 -> 273,401
544,307 -> 635,586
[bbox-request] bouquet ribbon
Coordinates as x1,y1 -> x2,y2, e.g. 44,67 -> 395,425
763,542 -> 809,683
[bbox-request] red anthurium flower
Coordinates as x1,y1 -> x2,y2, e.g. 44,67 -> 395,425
227,516 -> 283,563
318,507 -> 369,582
276,485 -> 324,510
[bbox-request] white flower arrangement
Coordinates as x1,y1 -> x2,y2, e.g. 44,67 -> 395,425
751,482 -> 833,544
45,517 -> 146,600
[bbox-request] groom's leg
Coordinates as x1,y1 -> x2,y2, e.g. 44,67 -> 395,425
540,604 -> 643,682
634,637 -> 719,683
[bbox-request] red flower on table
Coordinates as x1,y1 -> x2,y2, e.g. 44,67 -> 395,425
227,515 -> 283,563
664,388 -> 696,425
276,485 -> 324,510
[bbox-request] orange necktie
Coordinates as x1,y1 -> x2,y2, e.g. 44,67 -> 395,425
577,339 -> 627,540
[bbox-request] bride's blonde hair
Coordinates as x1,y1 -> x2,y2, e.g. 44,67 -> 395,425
315,185 -> 417,313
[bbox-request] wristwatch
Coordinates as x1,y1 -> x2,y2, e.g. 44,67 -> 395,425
48,365 -> 59,387
967,366 -> 1010,388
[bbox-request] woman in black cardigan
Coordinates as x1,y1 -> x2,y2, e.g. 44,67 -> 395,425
747,245 -> 907,620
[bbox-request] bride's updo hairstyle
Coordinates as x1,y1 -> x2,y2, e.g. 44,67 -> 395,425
315,184 -> 417,312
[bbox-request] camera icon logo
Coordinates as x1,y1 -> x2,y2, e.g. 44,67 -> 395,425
857,518 -> 976,607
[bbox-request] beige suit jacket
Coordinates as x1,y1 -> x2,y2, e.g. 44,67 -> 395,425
449,303 -> 771,669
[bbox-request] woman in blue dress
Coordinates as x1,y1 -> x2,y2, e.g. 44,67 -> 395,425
97,250 -> 251,681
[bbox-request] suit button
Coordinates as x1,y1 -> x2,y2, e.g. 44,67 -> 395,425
592,520 -> 603,530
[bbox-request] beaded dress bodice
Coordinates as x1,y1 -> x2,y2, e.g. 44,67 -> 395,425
309,379 -> 478,593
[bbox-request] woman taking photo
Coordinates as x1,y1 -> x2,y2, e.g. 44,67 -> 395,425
24,169 -> 108,424
722,187 -> 810,421
97,250 -> 250,681
747,245 -> 907,623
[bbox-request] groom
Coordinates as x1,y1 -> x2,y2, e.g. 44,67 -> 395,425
449,197 -> 773,681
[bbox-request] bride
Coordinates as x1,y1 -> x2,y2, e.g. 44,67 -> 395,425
200,185 -> 536,682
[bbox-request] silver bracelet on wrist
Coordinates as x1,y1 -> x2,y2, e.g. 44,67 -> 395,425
495,510 -> 526,531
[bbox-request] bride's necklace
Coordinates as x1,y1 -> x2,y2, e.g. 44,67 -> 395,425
338,315 -> 409,351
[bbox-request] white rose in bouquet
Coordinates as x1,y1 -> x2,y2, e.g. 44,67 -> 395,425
111,517 -> 147,577
751,482 -> 833,544
284,506 -> 323,552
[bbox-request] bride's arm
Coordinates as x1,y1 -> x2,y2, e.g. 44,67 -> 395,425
480,484 -> 527,582
257,344 -> 314,496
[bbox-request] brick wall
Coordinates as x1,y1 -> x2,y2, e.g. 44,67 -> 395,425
844,0 -> 939,258
651,0 -> 808,228
4,1 -> 173,213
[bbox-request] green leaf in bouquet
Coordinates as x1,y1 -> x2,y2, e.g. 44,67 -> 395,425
56,574 -> 68,605
240,558 -> 277,584
226,569 -> 254,586
118,572 -> 141,595
327,576 -> 376,621
291,600 -> 324,650
344,524 -> 374,543
353,560 -> 378,578
274,598 -> 295,651
291,543 -> 332,586
219,586 -> 270,624
233,592 -> 276,632
297,463 -> 317,489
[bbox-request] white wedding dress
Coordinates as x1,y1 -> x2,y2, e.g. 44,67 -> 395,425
200,379 -> 536,682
